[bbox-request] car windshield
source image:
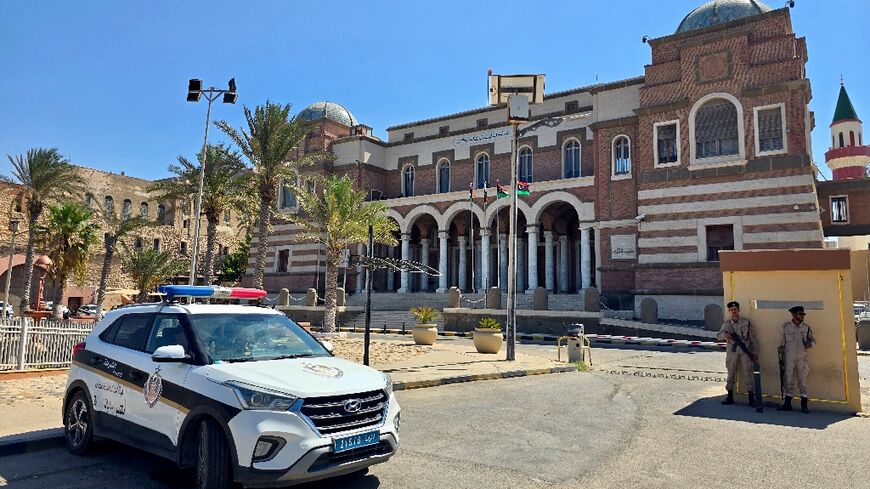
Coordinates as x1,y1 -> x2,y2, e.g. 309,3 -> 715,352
188,313 -> 329,362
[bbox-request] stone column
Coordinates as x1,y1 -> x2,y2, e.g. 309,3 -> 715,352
398,234 -> 410,293
458,235 -> 468,292
420,238 -> 430,292
356,243 -> 366,293
558,235 -> 569,293
581,227 -> 592,289
437,230 -> 449,293
517,237 -> 526,292
479,229 -> 490,292
544,230 -> 555,291
526,225 -> 538,293
498,234 -> 508,291
575,240 -> 581,293
385,246 -> 395,291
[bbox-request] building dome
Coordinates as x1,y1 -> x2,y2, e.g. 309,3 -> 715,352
299,101 -> 358,127
676,0 -> 773,34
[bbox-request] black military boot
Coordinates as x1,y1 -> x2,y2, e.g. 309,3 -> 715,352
800,397 -> 809,414
747,391 -> 755,407
721,390 -> 734,405
777,396 -> 793,411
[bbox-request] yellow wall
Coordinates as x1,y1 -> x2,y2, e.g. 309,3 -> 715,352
723,268 -> 862,413
851,250 -> 870,303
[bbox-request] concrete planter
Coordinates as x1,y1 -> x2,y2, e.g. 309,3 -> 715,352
412,324 -> 438,345
473,328 -> 503,354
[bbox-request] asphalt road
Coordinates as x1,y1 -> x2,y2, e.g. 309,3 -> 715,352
2,341 -> 869,489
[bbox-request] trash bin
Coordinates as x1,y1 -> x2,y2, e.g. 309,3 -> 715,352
858,319 -> 870,351
567,337 -> 583,363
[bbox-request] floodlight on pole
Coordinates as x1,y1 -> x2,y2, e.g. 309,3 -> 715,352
186,77 -> 238,290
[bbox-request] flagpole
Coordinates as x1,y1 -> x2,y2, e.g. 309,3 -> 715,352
482,184 -> 488,292
495,182 -> 500,289
468,183 -> 474,295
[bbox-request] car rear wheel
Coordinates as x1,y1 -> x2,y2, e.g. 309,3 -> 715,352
196,418 -> 231,489
64,390 -> 94,455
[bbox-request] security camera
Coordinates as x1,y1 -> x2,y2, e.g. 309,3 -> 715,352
785,0 -> 795,8
641,35 -> 651,44
635,213 -> 646,222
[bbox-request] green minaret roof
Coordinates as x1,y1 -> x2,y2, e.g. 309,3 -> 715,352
832,85 -> 860,124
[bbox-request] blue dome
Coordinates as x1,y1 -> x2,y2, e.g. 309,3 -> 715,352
676,0 -> 772,34
299,101 -> 358,127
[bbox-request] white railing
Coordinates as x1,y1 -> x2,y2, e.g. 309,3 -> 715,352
0,318 -> 95,371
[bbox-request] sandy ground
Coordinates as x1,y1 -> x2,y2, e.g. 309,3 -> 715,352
0,338 -> 429,437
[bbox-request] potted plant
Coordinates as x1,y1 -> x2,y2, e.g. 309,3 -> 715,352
473,317 -> 503,354
409,306 -> 439,345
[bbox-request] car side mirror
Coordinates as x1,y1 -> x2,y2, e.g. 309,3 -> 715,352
320,340 -> 334,354
152,344 -> 191,363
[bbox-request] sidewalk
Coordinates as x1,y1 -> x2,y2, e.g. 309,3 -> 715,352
0,337 -> 574,453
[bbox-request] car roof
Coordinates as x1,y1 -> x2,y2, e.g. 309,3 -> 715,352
91,303 -> 284,336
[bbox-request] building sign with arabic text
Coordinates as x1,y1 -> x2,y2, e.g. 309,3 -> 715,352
454,129 -> 511,146
610,234 -> 636,260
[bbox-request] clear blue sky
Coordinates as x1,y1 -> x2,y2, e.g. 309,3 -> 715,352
1,0 -> 867,181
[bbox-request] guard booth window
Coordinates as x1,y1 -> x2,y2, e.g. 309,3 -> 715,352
706,224 -> 734,262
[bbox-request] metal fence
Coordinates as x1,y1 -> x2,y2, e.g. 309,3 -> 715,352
0,318 -> 95,371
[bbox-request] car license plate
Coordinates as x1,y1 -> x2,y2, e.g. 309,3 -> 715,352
333,430 -> 380,453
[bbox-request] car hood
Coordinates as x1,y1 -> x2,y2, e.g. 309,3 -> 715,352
204,355 -> 387,398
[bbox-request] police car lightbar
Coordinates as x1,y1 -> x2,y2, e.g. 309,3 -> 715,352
158,285 -> 267,300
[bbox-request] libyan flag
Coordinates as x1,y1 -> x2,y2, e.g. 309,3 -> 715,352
517,181 -> 530,196
496,179 -> 509,198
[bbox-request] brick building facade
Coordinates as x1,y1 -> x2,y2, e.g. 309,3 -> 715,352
250,1 -> 864,320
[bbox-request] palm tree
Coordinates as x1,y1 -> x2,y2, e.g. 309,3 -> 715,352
120,247 -> 186,303
2,148 -> 85,310
37,203 -> 99,319
287,175 -> 397,332
93,206 -> 153,316
148,143 -> 251,286
215,102 -> 332,289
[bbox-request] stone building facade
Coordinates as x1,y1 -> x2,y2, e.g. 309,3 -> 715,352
0,166 -> 248,312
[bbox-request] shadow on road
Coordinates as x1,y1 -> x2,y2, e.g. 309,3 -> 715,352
674,395 -> 854,429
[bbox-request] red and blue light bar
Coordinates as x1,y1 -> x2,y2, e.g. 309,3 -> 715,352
158,285 -> 268,300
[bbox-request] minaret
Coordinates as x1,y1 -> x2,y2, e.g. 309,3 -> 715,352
825,81 -> 870,180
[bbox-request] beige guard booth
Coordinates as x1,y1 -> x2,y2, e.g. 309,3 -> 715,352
719,249 -> 862,414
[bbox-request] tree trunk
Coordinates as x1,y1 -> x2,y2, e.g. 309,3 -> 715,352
53,272 -> 67,320
96,236 -> 116,315
253,197 -> 271,290
20,211 -> 39,311
322,252 -> 340,333
202,216 -> 218,286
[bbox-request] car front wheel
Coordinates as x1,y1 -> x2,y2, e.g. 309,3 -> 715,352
196,418 -> 231,489
64,390 -> 94,455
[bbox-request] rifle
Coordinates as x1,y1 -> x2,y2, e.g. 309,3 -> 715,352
777,345 -> 785,399
730,325 -> 763,413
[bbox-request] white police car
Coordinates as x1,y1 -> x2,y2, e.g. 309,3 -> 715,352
63,285 -> 400,488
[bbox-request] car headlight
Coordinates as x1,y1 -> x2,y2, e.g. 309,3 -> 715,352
383,373 -> 393,396
225,381 -> 298,411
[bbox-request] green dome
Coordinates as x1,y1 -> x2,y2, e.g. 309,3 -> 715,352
676,0 -> 772,34
299,101 -> 358,127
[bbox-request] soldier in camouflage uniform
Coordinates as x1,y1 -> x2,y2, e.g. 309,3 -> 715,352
777,305 -> 816,413
717,301 -> 758,406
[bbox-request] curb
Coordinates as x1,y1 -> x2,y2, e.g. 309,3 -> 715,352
0,429 -> 64,457
0,368 -> 69,380
393,365 -> 577,391
336,326 -> 725,351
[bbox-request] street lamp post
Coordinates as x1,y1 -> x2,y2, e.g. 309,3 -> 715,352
2,219 -> 21,320
186,78 -> 237,287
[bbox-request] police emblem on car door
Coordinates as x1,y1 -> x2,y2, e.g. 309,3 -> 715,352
144,368 -> 163,408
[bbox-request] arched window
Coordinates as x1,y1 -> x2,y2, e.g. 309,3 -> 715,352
695,98 -> 739,159
134,237 -> 143,250
139,202 -> 149,217
224,210 -> 231,224
84,193 -> 95,209
564,139 -> 581,178
612,136 -> 631,176
402,165 -> 415,197
475,153 -> 490,189
437,159 -> 451,193
850,131 -> 855,146
839,132 -> 844,148
157,204 -> 166,225
518,147 -> 533,183
104,196 -> 114,214
122,199 -> 132,218
279,180 -> 296,209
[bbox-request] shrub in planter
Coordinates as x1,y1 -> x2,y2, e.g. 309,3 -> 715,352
410,306 -> 439,345
474,317 -> 503,354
